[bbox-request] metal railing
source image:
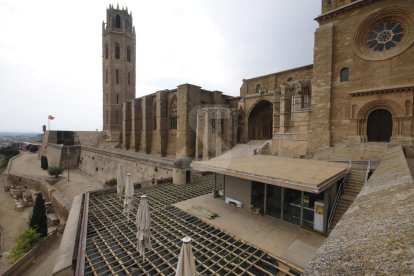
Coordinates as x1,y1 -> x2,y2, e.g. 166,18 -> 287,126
365,158 -> 371,184
327,160 -> 352,230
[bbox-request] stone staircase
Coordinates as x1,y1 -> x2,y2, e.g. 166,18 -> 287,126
329,168 -> 366,232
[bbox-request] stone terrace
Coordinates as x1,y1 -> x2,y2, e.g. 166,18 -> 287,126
80,175 -> 302,275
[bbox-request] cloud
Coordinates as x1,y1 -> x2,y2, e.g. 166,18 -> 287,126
0,0 -> 320,132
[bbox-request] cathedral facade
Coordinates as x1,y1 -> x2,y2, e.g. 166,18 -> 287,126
104,0 -> 414,160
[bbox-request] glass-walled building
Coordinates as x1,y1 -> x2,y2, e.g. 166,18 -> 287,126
192,155 -> 348,234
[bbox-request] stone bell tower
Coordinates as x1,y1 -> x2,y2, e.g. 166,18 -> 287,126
102,4 -> 136,141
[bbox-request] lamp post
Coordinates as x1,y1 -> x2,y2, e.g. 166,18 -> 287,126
67,147 -> 70,182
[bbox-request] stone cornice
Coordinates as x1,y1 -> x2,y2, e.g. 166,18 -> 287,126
243,64 -> 313,82
350,85 -> 414,97
315,0 -> 381,23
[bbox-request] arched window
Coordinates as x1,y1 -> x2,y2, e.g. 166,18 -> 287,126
116,70 -> 119,84
153,101 -> 157,130
116,94 -> 119,104
255,84 -> 261,94
115,14 -> 121,28
105,44 -> 108,59
106,110 -> 109,125
340,67 -> 349,82
125,20 -> 129,32
126,47 -> 131,62
115,43 -> 120,59
169,96 -> 177,130
115,110 -> 119,124
105,70 -> 108,84
211,116 -> 216,134
248,100 -> 273,140
128,72 -> 130,86
291,93 -> 295,112
301,85 -> 311,109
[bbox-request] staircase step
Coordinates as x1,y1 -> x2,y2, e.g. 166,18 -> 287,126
340,194 -> 355,201
329,168 -> 368,233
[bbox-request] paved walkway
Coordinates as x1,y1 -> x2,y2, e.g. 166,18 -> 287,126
174,194 -> 326,268
9,152 -> 103,202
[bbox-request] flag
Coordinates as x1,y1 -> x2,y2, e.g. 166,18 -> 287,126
48,115 -> 55,120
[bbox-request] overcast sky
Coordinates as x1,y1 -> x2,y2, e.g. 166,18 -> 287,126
0,0 -> 320,133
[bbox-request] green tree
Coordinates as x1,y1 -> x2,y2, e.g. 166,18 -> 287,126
8,227 -> 41,261
30,193 -> 48,237
48,166 -> 63,178
0,146 -> 19,158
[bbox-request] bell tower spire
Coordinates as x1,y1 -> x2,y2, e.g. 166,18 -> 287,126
102,5 -> 136,141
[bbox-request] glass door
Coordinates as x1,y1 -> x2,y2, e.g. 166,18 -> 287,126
283,188 -> 301,225
265,185 -> 282,219
251,181 -> 265,214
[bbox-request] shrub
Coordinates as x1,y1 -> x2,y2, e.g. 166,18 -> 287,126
27,145 -> 39,153
8,227 -> 41,261
30,193 -> 48,237
48,167 -> 63,178
0,146 -> 19,169
104,178 -> 117,187
0,146 -> 19,159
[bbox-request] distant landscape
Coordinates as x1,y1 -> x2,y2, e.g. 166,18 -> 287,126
0,132 -> 42,138
0,132 -> 43,148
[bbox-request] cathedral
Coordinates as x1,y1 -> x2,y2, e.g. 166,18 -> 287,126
34,1 -> 414,275
103,0 -> 414,160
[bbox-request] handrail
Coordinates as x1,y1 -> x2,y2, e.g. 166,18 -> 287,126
328,160 -> 352,230
365,158 -> 371,184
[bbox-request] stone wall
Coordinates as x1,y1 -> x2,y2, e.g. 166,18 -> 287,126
306,146 -> 414,275
76,131 -> 105,147
313,142 -> 397,161
3,231 -> 59,276
316,0 -> 414,148
240,65 -> 313,97
120,85 -> 234,158
79,147 -> 173,183
225,175 -> 251,209
45,144 -> 81,170
6,174 -> 71,220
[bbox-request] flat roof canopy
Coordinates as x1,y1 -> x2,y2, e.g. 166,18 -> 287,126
192,156 -> 349,193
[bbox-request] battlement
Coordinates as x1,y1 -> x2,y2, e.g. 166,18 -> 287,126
103,4 -> 135,34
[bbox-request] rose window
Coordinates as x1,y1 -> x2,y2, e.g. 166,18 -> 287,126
367,22 -> 404,51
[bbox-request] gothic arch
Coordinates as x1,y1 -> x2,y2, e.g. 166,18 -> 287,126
356,99 -> 403,119
237,111 -> 244,143
152,99 -> 157,130
169,96 -> 177,130
247,99 -> 273,140
115,14 -> 121,28
355,99 -> 404,141
255,83 -> 262,94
